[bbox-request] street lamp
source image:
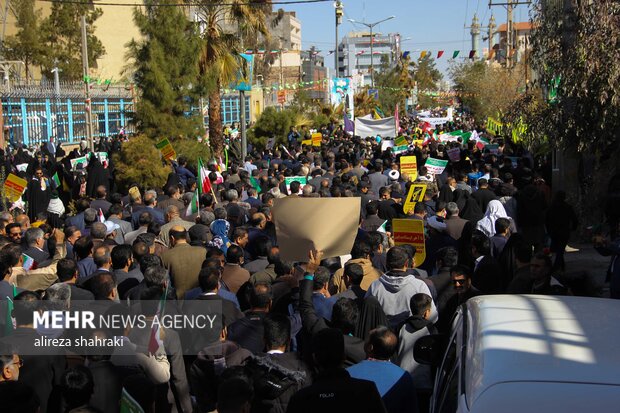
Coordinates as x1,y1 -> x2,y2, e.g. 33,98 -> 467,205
348,15 -> 395,87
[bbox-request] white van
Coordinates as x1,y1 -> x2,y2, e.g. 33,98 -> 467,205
415,295 -> 620,413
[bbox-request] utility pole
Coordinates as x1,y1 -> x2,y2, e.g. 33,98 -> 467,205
81,15 -> 94,152
52,62 -> 61,141
335,1 -> 343,77
487,1 -> 531,67
348,15 -> 395,88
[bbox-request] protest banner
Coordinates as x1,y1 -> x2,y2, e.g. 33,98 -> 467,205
392,219 -> 426,265
284,176 -> 308,194
311,133 -> 322,147
70,156 -> 88,170
155,138 -> 177,161
425,158 -> 448,174
447,147 -> 461,162
354,115 -> 396,138
402,184 -> 427,215
16,163 -> 28,173
4,173 -> 27,202
273,198 -> 360,262
399,156 -> 418,181
301,139 -> 312,146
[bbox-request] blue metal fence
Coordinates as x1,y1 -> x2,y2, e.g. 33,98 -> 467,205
1,82 -> 134,147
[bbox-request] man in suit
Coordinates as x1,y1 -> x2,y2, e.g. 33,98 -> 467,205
65,198 -> 91,231
158,205 -> 195,248
184,266 -> 243,352
157,184 -> 185,212
160,226 -> 206,299
221,245 -> 250,294
361,202 -> 385,232
368,161 -> 389,196
0,291 -> 66,413
89,185 -> 112,215
445,202 -> 468,241
131,190 -> 165,229
106,203 -> 132,245
226,283 -> 271,353
23,227 -> 50,266
111,244 -> 143,297
57,258 -> 94,302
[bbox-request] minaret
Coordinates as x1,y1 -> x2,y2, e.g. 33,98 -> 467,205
470,14 -> 480,59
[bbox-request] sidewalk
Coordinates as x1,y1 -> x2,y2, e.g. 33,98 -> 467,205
563,243 -> 611,297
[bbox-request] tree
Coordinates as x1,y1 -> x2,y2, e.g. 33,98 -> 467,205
127,0 -> 204,138
413,54 -> 442,108
113,135 -> 170,191
3,0 -> 43,80
247,106 -> 297,149
196,0 -> 271,158
39,2 -> 105,80
529,0 -> 620,155
450,60 -> 525,121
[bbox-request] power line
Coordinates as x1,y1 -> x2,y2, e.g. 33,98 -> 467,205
37,0 -> 332,7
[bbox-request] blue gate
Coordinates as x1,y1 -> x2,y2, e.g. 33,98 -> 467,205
1,82 -> 135,147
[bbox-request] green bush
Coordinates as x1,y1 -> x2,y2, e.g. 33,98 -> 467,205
248,106 -> 297,149
172,137 -> 212,168
113,135 -> 170,191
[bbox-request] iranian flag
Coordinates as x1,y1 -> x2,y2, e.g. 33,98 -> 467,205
197,158 -> 211,196
186,190 -> 199,217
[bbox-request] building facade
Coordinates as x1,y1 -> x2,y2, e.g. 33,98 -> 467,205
300,47 -> 328,102
337,32 -> 401,86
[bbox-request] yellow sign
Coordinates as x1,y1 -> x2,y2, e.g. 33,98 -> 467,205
155,138 -> 177,161
412,140 -> 425,147
311,132 -> 322,147
301,139 -> 312,146
392,219 -> 426,266
402,184 -> 427,215
399,156 -> 418,181
4,173 -> 28,202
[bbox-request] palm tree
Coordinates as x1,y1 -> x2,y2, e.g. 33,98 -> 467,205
195,0 -> 272,158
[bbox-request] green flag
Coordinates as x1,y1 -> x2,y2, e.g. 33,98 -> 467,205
249,177 -> 262,194
452,50 -> 460,59
4,284 -> 16,336
52,172 -> 61,188
185,190 -> 199,217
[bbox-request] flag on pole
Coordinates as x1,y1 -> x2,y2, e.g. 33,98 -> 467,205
437,50 -> 444,59
452,50 -> 460,59
197,158 -> 211,196
185,190 -> 199,217
98,208 -> 105,223
52,172 -> 61,188
22,254 -> 34,271
4,285 -> 16,336
148,285 -> 168,355
344,113 -> 355,134
469,50 -> 476,59
394,104 -> 400,134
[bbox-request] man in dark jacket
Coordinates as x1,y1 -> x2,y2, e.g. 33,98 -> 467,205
299,251 -> 365,367
286,328 -> 386,413
471,178 -> 497,213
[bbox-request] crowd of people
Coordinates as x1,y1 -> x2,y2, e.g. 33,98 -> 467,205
0,112 -> 617,413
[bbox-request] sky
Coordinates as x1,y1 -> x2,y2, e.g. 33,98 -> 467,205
282,0 -> 531,78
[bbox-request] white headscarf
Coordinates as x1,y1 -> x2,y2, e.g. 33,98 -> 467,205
476,200 -> 509,237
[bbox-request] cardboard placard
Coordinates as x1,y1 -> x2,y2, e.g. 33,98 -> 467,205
392,145 -> 409,155
392,218 -> 426,266
4,173 -> 28,202
399,156 -> 418,181
301,139 -> 312,146
485,144 -> 500,155
155,138 -> 177,161
447,147 -> 461,162
311,132 -> 322,147
273,198 -> 361,262
402,184 -> 427,215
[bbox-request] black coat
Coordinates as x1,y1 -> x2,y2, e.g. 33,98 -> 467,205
285,368 -> 386,413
